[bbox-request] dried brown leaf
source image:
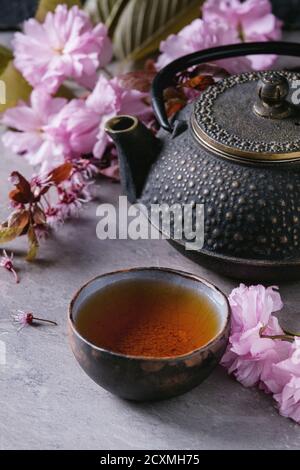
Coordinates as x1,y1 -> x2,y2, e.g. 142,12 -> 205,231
33,207 -> 47,225
49,162 -> 73,185
9,189 -> 29,205
118,70 -> 156,92
180,75 -> 215,91
10,171 -> 33,203
166,98 -> 186,118
8,210 -> 30,232
0,210 -> 30,243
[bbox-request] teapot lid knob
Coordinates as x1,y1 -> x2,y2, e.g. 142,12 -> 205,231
253,73 -> 292,119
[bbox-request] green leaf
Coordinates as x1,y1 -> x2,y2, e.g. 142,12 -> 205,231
85,0 -> 129,35
35,0 -> 82,22
92,0 -> 118,21
100,0 -> 129,36
0,61 -> 32,113
0,44 -> 13,75
0,226 -> 22,243
0,210 -> 30,243
112,0 -> 204,63
26,227 -> 39,262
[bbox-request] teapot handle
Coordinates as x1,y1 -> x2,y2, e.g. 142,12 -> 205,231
151,41 -> 300,133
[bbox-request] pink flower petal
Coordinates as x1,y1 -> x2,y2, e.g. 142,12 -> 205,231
201,0 -> 282,71
13,5 -> 112,94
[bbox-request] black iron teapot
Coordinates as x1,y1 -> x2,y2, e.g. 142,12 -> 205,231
105,42 -> 300,281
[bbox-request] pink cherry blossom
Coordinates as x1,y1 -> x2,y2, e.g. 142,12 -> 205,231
222,283 -> 300,424
41,165 -> 93,226
202,0 -> 282,70
228,284 -> 283,334
275,338 -> 300,379
57,177 -> 92,218
156,18 -> 251,74
265,337 -> 300,389
2,89 -> 70,172
72,159 -> 99,181
60,99 -> 100,157
45,206 -> 63,227
45,97 -> 97,159
1,90 -> 94,173
13,5 -> 112,93
44,186 -> 87,225
56,161 -> 94,220
68,74 -> 152,159
222,336 -> 292,388
221,284 -> 287,387
267,339 -> 300,422
275,377 -> 300,423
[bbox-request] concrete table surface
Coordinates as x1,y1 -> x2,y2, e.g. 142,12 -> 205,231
0,141 -> 300,451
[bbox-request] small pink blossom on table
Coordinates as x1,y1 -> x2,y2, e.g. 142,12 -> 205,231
12,310 -> 57,330
0,250 -> 19,283
13,5 -> 112,94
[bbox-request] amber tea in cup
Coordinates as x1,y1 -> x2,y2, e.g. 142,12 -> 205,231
75,278 -> 220,358
69,268 -> 230,400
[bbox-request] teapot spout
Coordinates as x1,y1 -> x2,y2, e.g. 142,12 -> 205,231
105,115 -> 161,203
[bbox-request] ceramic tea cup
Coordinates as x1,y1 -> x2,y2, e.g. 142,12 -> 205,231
68,267 -> 230,401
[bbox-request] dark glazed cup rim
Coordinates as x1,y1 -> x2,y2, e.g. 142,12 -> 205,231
68,267 -> 231,362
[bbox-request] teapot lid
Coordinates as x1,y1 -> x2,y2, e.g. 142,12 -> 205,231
192,71 -> 300,162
